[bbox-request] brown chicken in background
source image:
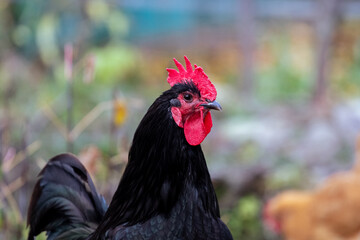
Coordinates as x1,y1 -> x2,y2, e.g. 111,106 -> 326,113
264,137 -> 360,240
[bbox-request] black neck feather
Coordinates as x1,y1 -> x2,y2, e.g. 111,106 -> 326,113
93,85 -> 220,237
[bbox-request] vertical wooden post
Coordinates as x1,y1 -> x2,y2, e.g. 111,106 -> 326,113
237,0 -> 256,104
312,0 -> 339,113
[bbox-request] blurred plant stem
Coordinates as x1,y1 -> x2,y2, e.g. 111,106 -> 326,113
2,141 -> 41,173
70,101 -> 113,140
0,180 -> 23,223
0,141 -> 41,227
65,43 -> 74,152
110,89 -> 117,154
66,80 -> 74,152
1,78 -> 13,161
237,0 -> 256,105
312,0 -> 339,115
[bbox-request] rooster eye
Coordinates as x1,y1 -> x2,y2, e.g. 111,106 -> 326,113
183,93 -> 193,102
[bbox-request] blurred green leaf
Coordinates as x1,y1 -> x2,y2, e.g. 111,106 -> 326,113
227,195 -> 262,240
93,44 -> 138,84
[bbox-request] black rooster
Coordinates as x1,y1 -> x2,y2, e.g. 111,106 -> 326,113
27,56 -> 233,240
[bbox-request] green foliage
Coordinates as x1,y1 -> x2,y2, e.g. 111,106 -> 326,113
227,195 -> 262,240
93,44 -> 138,84
332,39 -> 360,97
257,35 -> 313,103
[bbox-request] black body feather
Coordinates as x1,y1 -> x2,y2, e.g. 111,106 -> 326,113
27,153 -> 107,240
27,83 -> 233,240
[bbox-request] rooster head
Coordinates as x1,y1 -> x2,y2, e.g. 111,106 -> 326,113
167,56 -> 221,146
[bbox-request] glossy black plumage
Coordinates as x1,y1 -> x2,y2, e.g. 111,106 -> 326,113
27,153 -> 107,240
27,83 -> 233,240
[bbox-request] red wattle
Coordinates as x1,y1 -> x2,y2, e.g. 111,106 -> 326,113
184,111 -> 213,146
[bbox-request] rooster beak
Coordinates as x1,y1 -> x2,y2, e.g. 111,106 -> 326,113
201,100 -> 222,111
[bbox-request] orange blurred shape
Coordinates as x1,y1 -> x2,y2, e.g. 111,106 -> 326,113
113,99 -> 127,127
264,135 -> 360,240
78,145 -> 101,176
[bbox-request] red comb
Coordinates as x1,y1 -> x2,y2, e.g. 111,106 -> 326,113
167,56 -> 217,101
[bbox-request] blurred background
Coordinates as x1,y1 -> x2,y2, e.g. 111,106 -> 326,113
2,0 -> 360,239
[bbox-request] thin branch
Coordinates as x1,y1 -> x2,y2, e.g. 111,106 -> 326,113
35,157 -> 47,170
2,141 -> 42,173
42,105 -> 67,139
65,43 -> 74,152
42,101 -> 114,144
69,101 -> 113,141
312,0 -> 339,112
0,180 -> 23,222
0,177 -> 25,202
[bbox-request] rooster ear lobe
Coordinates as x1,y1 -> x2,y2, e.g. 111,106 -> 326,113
171,107 -> 183,128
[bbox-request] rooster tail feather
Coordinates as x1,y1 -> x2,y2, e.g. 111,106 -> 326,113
27,153 -> 107,240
